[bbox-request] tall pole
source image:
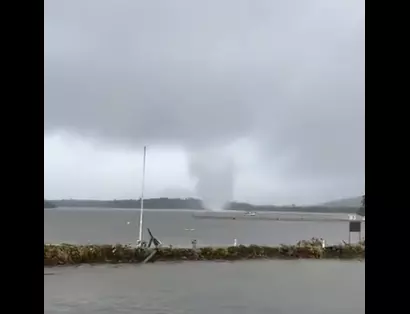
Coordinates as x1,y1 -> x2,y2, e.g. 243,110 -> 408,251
138,146 -> 147,246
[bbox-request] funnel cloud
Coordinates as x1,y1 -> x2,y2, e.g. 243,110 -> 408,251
189,147 -> 234,210
44,0 -> 365,205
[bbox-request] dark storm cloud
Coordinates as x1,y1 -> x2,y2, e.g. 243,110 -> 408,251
45,0 -> 365,199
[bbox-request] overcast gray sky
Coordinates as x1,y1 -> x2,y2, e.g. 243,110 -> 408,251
44,0 -> 365,205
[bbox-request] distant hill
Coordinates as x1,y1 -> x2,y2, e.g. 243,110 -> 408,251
48,198 -> 359,214
320,196 -> 362,208
50,198 -> 203,210
44,200 -> 57,208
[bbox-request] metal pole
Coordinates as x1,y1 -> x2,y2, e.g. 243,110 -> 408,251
138,146 -> 147,246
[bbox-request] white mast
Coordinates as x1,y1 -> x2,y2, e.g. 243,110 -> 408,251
137,146 -> 147,246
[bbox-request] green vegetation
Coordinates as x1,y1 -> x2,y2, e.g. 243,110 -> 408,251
48,198 -> 362,214
357,195 -> 365,216
44,239 -> 365,266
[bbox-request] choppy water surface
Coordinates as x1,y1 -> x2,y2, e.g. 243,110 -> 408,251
44,260 -> 365,314
44,209 -> 364,313
44,208 -> 365,247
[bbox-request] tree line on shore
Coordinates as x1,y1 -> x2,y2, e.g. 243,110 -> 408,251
44,200 -> 57,208
357,194 -> 365,216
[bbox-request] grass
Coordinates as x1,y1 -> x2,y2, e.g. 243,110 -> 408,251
44,238 -> 365,266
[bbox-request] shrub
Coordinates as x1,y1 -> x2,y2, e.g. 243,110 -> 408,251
44,239 -> 365,266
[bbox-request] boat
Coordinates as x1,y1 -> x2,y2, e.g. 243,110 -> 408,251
244,211 -> 256,217
135,147 -> 163,254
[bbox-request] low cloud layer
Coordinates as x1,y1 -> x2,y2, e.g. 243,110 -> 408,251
44,0 -> 365,205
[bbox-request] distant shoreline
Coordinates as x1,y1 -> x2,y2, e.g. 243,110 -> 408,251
44,200 -> 57,208
44,198 -> 362,215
